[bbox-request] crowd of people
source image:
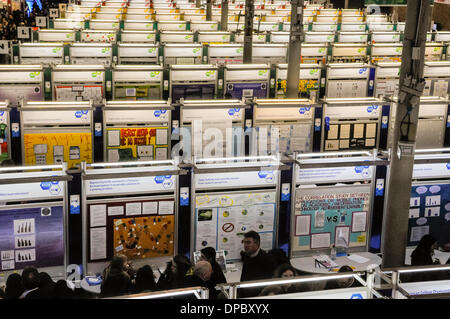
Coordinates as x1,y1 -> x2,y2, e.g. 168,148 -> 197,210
0,230 -> 364,299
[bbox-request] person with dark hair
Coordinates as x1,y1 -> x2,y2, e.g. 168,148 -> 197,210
133,265 -> 157,293
325,265 -> 358,290
411,234 -> 440,266
258,263 -> 299,296
53,280 -> 76,299
268,248 -> 290,268
20,267 -> 40,299
240,231 -> 276,282
5,273 -> 24,299
157,255 -> 193,290
239,231 -> 276,297
100,254 -> 133,297
26,272 -> 56,299
200,247 -> 227,288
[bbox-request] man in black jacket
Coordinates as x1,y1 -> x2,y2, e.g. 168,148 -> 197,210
239,231 -> 276,297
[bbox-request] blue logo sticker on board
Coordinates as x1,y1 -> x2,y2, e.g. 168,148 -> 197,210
0,111 -> 4,116
359,68 -> 367,74
447,163 -> 450,170
324,116 -> 330,130
354,166 -> 363,173
154,110 -> 161,117
160,110 -> 167,114
299,107 -> 305,114
154,176 -> 165,184
228,109 -> 235,116
367,106 -> 373,113
75,111 -> 82,118
350,293 -> 364,299
372,105 -> 378,109
180,187 -> 189,206
305,107 -> 311,111
40,182 -> 52,190
258,171 -> 269,178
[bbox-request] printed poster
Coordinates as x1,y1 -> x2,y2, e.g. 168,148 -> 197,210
106,127 -> 169,162
195,191 -> 276,261
0,205 -> 64,272
293,185 -> 371,253
23,132 -> 92,168
408,183 -> 450,246
88,198 -> 175,262
0,110 -> 8,162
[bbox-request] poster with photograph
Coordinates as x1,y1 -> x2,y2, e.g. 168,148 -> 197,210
292,185 -> 371,253
195,191 -> 276,261
106,127 -> 169,162
0,205 -> 64,272
88,198 -> 175,262
23,132 -> 92,168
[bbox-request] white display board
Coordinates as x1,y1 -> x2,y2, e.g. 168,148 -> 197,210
195,190 -> 276,260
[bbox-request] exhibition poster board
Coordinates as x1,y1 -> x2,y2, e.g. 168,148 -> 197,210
292,185 -> 371,253
195,191 -> 276,261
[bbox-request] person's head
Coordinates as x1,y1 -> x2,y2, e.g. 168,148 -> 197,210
243,231 -> 260,255
193,260 -> 213,282
274,263 -> 297,279
171,254 -> 192,278
268,248 -> 290,267
258,285 -> 284,296
22,267 -> 40,290
110,254 -> 128,271
5,273 -> 24,299
53,280 -> 74,299
38,272 -> 54,288
135,265 -> 156,291
418,234 -> 438,251
336,265 -> 355,288
200,247 -> 216,264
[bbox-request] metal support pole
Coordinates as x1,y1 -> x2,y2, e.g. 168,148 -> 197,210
206,0 -> 212,21
243,0 -> 254,63
381,0 -> 431,269
286,0 -> 304,98
221,0 -> 229,31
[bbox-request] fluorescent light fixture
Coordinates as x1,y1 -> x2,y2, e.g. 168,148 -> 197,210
0,165 -> 62,172
89,160 -> 174,168
196,155 -> 278,163
398,266 -> 450,273
298,151 -> 372,159
128,290 -> 202,299
236,274 -> 356,289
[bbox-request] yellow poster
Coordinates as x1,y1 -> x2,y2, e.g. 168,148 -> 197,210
113,215 -> 175,260
24,132 -> 92,168
106,126 -> 169,161
278,79 -> 319,97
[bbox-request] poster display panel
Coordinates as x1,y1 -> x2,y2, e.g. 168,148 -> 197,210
292,185 -> 370,253
225,82 -> 268,99
277,79 -> 319,99
0,205 -> 64,271
55,85 -> 104,104
0,85 -> 44,107
256,123 -> 312,154
88,198 -> 175,262
106,126 -> 169,161
408,183 -> 450,246
23,132 -> 92,168
171,84 -> 215,102
114,84 -> 161,100
195,191 -> 276,260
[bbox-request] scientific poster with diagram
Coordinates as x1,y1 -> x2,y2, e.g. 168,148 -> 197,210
195,191 -> 276,261
292,185 -> 371,253
277,79 -> 319,98
88,198 -> 175,262
0,205 -> 64,271
55,85 -> 104,104
408,183 -> 450,246
23,132 -> 92,168
106,127 -> 169,162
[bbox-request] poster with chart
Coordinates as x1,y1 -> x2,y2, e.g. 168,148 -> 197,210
106,127 -> 169,162
87,197 -> 175,262
195,191 -> 276,261
292,185 -> 371,254
0,205 -> 64,272
23,131 -> 92,168
408,183 -> 450,246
